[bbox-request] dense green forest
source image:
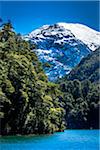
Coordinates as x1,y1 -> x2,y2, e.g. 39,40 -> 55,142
0,21 -> 99,135
66,48 -> 99,83
58,49 -> 99,129
0,21 -> 65,135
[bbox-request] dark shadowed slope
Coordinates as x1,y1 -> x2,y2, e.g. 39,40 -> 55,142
66,48 -> 99,83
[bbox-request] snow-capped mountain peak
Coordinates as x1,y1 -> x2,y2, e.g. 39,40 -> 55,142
24,23 -> 100,81
57,22 -> 100,51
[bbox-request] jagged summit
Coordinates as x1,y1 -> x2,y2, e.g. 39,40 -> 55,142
24,23 -> 100,81
26,22 -> 100,51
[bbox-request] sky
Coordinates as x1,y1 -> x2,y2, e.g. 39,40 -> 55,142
0,1 -> 99,34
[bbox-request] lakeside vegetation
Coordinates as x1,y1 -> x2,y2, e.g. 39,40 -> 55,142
0,21 -> 99,136
0,21 -> 65,135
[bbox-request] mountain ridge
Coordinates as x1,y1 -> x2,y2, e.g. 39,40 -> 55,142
24,22 -> 100,81
66,48 -> 99,82
57,23 -> 100,51
25,22 -> 100,51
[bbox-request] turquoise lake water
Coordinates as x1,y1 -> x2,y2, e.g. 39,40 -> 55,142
0,130 -> 99,150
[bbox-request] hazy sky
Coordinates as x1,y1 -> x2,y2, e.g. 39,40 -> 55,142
0,1 -> 99,34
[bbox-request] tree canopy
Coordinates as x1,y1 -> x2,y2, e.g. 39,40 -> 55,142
58,49 -> 99,129
0,21 -> 65,135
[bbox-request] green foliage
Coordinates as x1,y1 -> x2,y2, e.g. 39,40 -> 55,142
0,21 -> 65,135
66,48 -> 99,82
60,79 -> 99,129
0,20 -> 99,135
59,49 -> 99,129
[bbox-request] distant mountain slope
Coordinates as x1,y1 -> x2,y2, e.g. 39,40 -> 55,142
24,23 -> 100,81
66,48 -> 99,83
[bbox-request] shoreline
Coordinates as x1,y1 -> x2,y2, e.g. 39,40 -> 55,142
0,129 -> 99,137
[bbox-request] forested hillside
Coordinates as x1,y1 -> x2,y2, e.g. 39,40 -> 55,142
58,49 -> 99,129
0,21 -> 99,136
0,21 -> 65,135
66,48 -> 99,83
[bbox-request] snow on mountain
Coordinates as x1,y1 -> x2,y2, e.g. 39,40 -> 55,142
57,23 -> 100,51
24,23 -> 100,81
